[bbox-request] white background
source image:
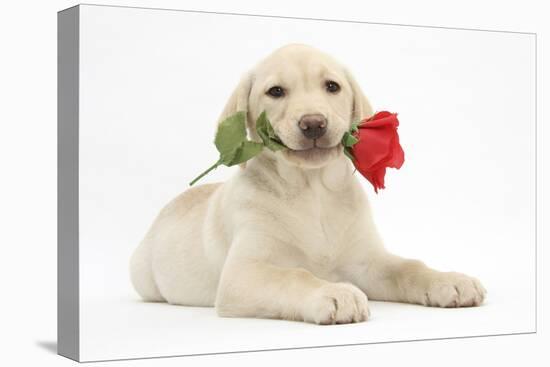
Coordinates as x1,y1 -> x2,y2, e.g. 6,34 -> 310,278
0,0 -> 547,366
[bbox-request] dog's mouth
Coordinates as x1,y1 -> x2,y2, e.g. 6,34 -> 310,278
282,144 -> 341,167
284,136 -> 339,152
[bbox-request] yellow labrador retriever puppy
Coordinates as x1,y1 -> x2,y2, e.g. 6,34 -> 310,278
130,44 -> 486,324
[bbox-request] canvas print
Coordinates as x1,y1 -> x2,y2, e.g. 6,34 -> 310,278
58,4 -> 536,362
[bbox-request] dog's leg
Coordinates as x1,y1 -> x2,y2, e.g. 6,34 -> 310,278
349,252 -> 486,307
215,259 -> 370,324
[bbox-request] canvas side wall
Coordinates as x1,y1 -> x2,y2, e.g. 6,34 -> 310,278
58,5 -> 80,362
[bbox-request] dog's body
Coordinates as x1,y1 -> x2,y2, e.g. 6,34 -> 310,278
130,44 -> 485,324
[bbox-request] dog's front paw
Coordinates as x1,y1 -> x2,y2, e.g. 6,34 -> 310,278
304,283 -> 370,325
423,272 -> 486,307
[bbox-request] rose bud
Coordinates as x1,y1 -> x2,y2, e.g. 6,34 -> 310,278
351,111 -> 405,193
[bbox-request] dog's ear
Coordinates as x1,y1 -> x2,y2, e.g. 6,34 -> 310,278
217,72 -> 253,128
344,68 -> 374,122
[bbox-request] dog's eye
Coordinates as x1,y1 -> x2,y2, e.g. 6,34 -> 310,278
325,81 -> 341,93
266,86 -> 285,98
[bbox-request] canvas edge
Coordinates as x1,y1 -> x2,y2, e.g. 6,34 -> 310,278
57,5 -> 80,362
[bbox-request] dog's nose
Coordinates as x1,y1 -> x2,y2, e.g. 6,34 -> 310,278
298,114 -> 327,140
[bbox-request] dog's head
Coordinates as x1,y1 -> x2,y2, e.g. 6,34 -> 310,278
217,44 -> 373,169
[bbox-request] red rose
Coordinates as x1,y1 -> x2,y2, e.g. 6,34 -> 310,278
351,111 -> 405,193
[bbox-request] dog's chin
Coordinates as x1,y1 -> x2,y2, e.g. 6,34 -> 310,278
281,145 -> 342,168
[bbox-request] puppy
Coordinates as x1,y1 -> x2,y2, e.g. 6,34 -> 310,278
130,44 -> 486,324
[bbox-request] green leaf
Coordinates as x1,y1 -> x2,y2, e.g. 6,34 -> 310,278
215,111 -> 247,158
256,111 -> 286,151
342,131 -> 359,147
218,148 -> 239,166
229,141 -> 264,165
264,138 -> 286,151
190,112 -> 268,185
342,122 -> 360,166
